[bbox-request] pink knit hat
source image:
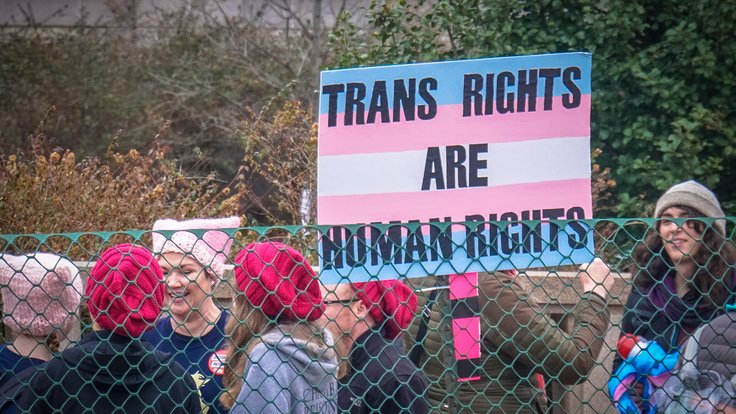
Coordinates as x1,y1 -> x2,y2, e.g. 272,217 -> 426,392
233,241 -> 324,322
87,244 -> 165,337
352,280 -> 418,340
0,253 -> 83,337
152,216 -> 240,281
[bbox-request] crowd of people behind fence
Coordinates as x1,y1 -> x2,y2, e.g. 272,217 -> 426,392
0,179 -> 735,414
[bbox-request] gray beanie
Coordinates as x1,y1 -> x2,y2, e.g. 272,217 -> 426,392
654,180 -> 726,235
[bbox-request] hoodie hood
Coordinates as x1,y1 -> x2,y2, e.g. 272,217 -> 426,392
231,324 -> 339,414
695,312 -> 736,377
62,330 -> 175,390
260,324 -> 339,385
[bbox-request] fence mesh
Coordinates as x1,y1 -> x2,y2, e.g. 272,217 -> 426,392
1,218 -> 735,413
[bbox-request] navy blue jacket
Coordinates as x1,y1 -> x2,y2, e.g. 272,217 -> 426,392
339,330 -> 429,414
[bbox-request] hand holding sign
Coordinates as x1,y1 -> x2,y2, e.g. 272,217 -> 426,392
578,258 -> 614,299
317,54 -> 610,410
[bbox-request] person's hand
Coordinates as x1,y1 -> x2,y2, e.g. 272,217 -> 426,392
499,269 -> 518,277
630,381 -> 646,412
578,258 -> 614,299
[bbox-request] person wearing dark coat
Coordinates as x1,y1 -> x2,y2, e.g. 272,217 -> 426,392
323,280 -> 429,414
612,181 -> 736,409
405,264 -> 613,413
17,244 -> 201,414
617,181 -> 736,359
18,330 -> 201,413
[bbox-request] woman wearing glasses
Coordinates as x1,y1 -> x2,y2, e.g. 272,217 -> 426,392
613,181 -> 736,410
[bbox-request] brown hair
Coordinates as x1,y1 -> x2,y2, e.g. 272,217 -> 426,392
631,206 -> 736,310
46,331 -> 60,353
220,295 -> 273,409
6,325 -> 61,355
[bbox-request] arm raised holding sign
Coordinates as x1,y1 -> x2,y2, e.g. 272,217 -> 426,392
477,262 -> 612,408
406,263 -> 612,414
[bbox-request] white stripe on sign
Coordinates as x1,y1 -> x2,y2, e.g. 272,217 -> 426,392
318,136 -> 591,197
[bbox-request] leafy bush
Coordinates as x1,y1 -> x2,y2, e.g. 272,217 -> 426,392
329,0 -> 736,216
0,1 -> 331,184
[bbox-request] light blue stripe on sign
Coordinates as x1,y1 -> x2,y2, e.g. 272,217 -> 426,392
319,52 -> 592,114
318,221 -> 595,284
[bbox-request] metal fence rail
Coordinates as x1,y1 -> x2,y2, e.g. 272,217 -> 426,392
1,218 -> 734,413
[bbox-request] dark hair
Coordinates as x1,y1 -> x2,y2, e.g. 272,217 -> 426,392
46,331 -> 60,353
631,206 -> 736,310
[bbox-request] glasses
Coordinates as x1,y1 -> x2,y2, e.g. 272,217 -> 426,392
323,298 -> 355,306
659,217 -> 703,230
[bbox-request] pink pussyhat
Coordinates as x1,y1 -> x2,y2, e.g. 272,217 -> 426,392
87,244 -> 165,337
352,280 -> 418,340
0,253 -> 83,337
152,216 -> 241,281
233,241 -> 325,322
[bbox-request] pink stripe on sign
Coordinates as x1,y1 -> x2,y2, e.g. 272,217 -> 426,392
318,178 -> 592,225
450,273 -> 481,382
319,95 -> 590,156
451,318 -> 481,359
450,273 -> 478,301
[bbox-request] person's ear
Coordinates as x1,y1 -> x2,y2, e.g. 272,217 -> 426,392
352,299 -> 370,319
206,270 -> 218,288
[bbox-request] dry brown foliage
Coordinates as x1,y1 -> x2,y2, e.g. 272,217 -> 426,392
239,100 -> 317,226
0,111 -> 247,258
591,147 -> 616,216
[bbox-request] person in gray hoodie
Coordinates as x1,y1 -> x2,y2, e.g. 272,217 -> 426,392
221,241 -> 338,414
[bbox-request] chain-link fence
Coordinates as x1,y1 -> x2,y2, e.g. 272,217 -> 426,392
1,218 -> 735,413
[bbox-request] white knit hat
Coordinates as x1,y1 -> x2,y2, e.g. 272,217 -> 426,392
152,216 -> 241,280
654,180 -> 726,235
0,253 -> 83,336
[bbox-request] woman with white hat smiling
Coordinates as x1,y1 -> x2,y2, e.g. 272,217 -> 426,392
145,216 -> 241,414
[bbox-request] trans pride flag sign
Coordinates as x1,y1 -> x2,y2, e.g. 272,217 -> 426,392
317,52 -> 594,283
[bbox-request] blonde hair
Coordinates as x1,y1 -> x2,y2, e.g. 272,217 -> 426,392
321,321 -> 349,379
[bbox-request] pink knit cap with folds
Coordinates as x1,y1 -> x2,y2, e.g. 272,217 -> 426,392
352,280 -> 418,340
0,253 -> 83,337
233,241 -> 324,322
87,244 -> 165,337
152,216 -> 241,280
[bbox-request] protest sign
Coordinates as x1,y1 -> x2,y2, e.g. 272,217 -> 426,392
318,52 -> 594,283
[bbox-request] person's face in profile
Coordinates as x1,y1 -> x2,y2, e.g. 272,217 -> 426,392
322,284 -> 361,348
